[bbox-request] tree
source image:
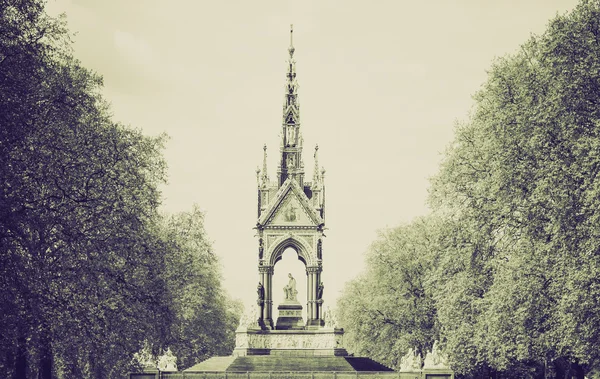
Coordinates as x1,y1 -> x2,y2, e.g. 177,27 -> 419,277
429,0 -> 600,377
337,217 -> 441,369
156,206 -> 242,369
0,1 -> 237,377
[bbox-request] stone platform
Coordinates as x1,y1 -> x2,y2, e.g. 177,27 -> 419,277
275,300 -> 304,330
185,356 -> 393,372
233,328 -> 347,357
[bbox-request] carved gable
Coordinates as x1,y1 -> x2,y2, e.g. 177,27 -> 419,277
259,178 -> 322,228
270,194 -> 313,226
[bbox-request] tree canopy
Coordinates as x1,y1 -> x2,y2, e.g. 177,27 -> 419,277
337,217 -> 441,369
0,1 -> 239,377
338,1 -> 600,378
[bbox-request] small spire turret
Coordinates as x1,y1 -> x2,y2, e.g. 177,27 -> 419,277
261,144 -> 269,185
313,145 -> 320,184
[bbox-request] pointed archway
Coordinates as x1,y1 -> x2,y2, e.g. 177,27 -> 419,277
257,232 -> 324,329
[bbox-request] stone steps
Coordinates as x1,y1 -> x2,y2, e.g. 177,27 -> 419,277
186,356 -> 393,373
226,357 -> 390,372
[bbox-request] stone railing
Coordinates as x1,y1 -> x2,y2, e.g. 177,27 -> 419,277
132,372 -> 420,379
130,371 -> 449,379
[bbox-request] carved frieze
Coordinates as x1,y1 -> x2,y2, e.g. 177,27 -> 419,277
278,309 -> 302,317
235,332 -> 344,350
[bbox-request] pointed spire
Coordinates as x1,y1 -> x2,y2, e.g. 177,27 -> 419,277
313,144 -> 320,184
278,25 -> 304,187
284,24 -> 297,102
261,144 -> 269,185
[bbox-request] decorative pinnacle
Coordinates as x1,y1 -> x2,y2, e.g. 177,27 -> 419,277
261,144 -> 269,184
313,144 -> 320,183
288,24 -> 295,57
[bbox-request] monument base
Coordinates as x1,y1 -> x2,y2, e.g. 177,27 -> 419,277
275,301 -> 304,330
185,355 -> 393,373
233,328 -> 347,357
306,318 -> 325,329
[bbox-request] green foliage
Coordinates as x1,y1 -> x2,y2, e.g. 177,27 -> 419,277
157,207 -> 242,369
338,1 -> 600,378
0,1 -> 239,377
337,217 -> 441,369
430,0 -> 600,377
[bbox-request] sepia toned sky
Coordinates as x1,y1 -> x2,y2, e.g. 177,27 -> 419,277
46,0 -> 579,314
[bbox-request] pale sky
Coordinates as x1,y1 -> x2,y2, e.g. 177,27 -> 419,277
46,0 -> 580,316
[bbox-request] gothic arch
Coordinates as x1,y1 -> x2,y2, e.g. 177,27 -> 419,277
268,235 -> 313,267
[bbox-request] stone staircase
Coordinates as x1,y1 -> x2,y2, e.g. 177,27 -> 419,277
226,357 -> 356,372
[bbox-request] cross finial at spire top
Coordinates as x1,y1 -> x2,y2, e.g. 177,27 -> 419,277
288,24 -> 295,57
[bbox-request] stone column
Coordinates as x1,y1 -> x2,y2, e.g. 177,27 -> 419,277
306,266 -> 322,327
259,265 -> 274,329
258,269 -> 265,325
308,268 -> 313,321
313,267 -> 320,320
267,266 -> 274,329
306,269 -> 310,317
315,270 -> 321,321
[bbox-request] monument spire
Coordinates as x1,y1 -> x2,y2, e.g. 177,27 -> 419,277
138,26 -> 406,376
278,24 -> 304,187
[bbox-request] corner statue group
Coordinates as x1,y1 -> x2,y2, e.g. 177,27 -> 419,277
283,273 -> 297,301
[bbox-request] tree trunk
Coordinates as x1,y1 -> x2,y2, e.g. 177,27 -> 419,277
571,362 -> 585,379
37,327 -> 52,379
13,334 -> 27,379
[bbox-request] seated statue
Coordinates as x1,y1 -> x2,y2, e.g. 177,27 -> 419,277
283,273 -> 298,301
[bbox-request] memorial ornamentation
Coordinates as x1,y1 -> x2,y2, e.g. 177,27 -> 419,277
283,273 -> 298,301
399,348 -> 422,372
132,342 -> 156,369
230,25 -> 349,359
138,24 -> 420,377
423,340 -> 450,369
237,304 -> 261,331
324,306 -> 339,328
157,348 -> 177,372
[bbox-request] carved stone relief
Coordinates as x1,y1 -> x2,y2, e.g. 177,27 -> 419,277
235,332 -> 344,350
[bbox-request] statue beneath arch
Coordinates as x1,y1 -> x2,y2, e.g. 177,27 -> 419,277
283,273 -> 298,301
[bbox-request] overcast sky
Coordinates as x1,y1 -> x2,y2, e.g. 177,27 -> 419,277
46,0 -> 580,315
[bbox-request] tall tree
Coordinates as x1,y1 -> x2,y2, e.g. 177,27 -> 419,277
337,217 -> 441,369
338,1 -> 600,378
157,206 -> 242,369
429,0 -> 600,377
0,0 -> 240,377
